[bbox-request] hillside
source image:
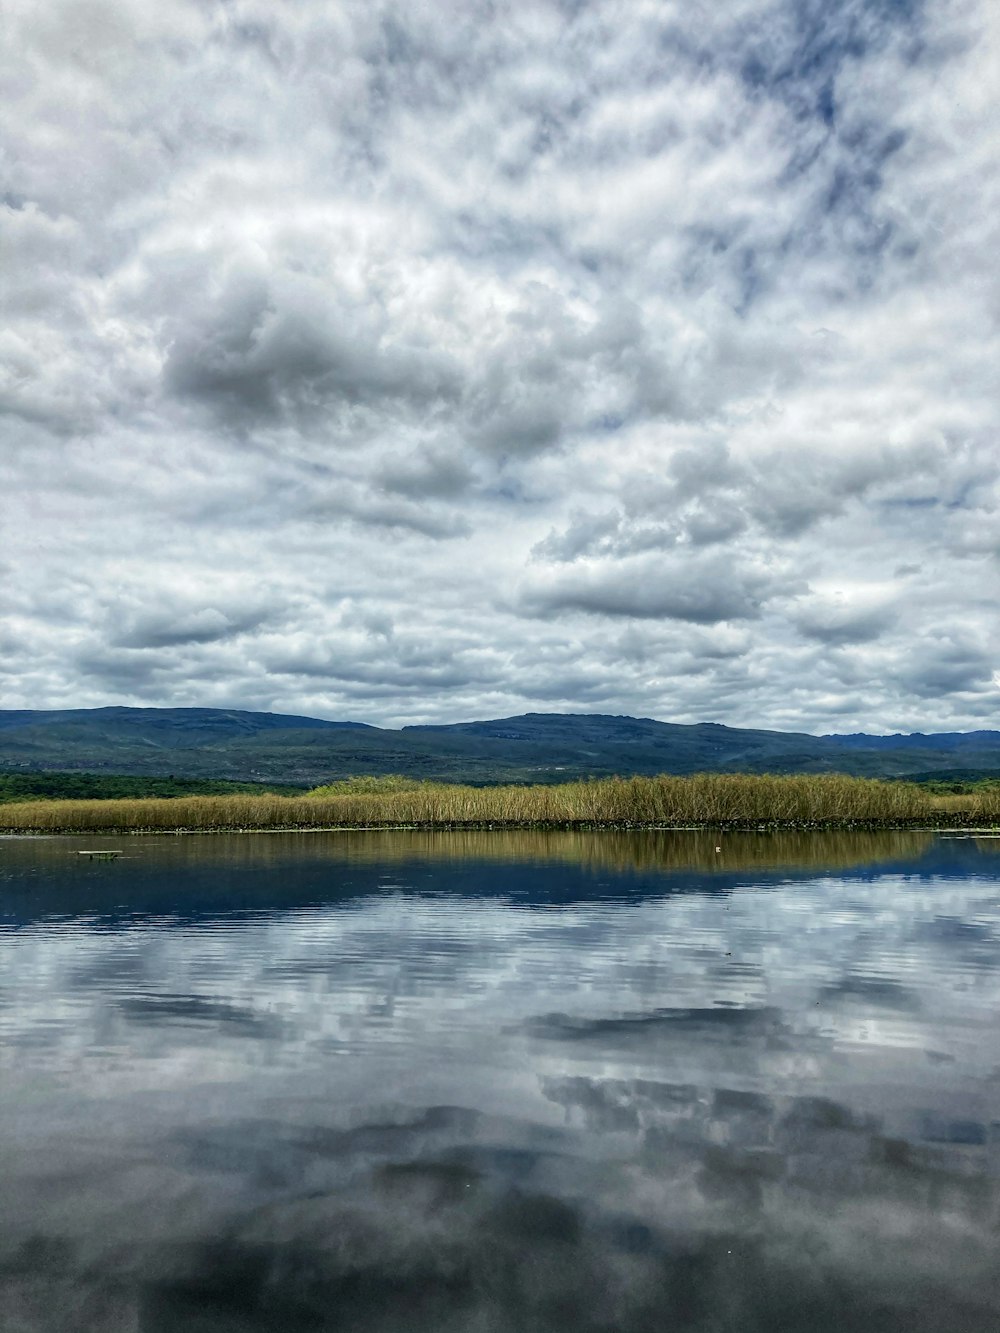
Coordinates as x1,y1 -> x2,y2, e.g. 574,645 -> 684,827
1,707 -> 1000,786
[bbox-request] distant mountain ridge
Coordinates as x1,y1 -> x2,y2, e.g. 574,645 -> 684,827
1,706 -> 999,785
819,729 -> 1000,750
0,706 -> 372,734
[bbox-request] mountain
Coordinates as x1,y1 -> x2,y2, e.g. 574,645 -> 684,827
820,729 -> 1000,751
1,707 -> 1000,785
0,706 -> 371,737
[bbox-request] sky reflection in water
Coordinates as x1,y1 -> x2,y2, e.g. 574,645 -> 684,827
1,829 -> 999,1332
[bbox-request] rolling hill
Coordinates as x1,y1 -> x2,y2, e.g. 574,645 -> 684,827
1,707 -> 1000,786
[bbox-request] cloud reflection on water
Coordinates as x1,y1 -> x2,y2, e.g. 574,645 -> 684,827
0,831 -> 999,1330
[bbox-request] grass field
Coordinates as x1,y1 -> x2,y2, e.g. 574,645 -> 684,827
1,771 -> 992,833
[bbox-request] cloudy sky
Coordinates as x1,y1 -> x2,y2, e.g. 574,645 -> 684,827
2,0 -> 998,732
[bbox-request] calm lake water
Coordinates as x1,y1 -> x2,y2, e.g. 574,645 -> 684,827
1,829 -> 999,1332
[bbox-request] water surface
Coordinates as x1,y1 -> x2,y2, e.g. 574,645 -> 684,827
1,829 -> 999,1331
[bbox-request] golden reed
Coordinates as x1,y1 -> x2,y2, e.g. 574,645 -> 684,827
1,771 -> 986,833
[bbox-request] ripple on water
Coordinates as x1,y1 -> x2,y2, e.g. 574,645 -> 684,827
0,830 -> 999,1331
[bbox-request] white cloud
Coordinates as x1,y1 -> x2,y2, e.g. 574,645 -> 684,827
1,0 -> 999,732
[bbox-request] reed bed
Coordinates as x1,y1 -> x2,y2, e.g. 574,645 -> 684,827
973,789 -> 1000,822
0,772 -> 950,833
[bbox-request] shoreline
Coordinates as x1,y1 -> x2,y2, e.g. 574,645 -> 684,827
3,817 -> 998,836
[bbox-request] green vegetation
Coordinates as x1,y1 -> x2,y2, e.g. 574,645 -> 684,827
2,771 -> 990,834
0,771 -> 308,803
308,774 -> 430,796
907,770 -> 1000,794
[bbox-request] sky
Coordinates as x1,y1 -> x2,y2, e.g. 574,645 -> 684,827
2,0 -> 999,733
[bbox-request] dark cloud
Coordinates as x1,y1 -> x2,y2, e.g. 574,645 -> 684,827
113,605 -> 276,650
793,599 -> 895,645
896,635 -> 996,698
523,553 -> 780,624
375,448 -> 476,500
73,649 -> 175,692
163,264 -> 463,429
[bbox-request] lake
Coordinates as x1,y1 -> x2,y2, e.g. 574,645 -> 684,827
1,829 -> 999,1332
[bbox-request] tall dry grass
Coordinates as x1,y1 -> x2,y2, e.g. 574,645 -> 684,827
0,772 -> 942,833
961,786 -> 1000,823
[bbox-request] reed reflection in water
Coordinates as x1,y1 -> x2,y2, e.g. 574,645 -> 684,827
0,829 -> 998,1332
0,823 -> 937,883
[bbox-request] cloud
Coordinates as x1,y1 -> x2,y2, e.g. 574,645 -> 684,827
1,0 -> 998,730
161,258 -> 464,429
375,447 -> 476,500
522,552 -> 783,624
895,631 -> 997,697
113,604 -> 277,650
793,595 -> 897,645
